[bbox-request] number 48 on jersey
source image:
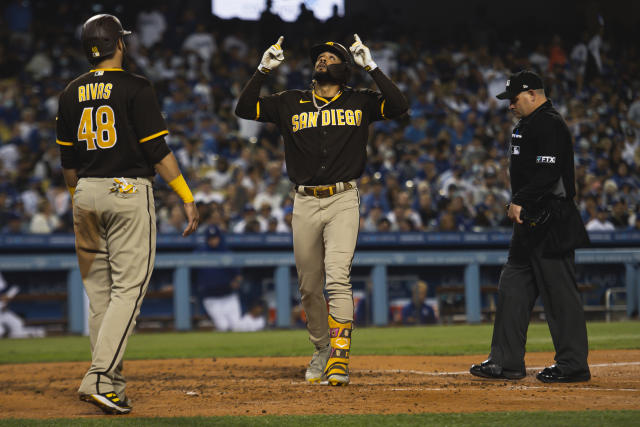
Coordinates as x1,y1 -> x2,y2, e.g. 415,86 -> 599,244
77,105 -> 117,150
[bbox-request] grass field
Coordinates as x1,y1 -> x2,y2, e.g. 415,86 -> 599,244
1,411 -> 640,426
1,321 -> 639,363
1,320 -> 639,425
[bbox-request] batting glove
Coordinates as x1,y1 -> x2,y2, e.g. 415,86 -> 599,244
350,34 -> 377,71
258,36 -> 285,74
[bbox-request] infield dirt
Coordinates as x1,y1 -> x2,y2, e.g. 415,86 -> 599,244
1,349 -> 639,418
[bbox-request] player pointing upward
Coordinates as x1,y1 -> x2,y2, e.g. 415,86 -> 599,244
57,14 -> 198,414
235,34 -> 408,385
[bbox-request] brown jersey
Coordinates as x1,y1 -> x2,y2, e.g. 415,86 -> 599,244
257,87 -> 386,185
56,68 -> 170,177
236,68 -> 408,186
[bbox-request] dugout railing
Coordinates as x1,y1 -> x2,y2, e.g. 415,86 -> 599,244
0,248 -> 638,333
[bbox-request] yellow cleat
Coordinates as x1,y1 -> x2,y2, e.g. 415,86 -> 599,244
325,315 -> 352,386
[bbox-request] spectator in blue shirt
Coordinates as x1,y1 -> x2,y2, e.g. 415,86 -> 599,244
361,178 -> 391,214
401,280 -> 437,325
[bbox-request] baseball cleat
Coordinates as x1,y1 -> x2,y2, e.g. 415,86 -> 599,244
325,315 -> 352,386
305,344 -> 331,383
80,392 -> 132,415
328,373 -> 350,386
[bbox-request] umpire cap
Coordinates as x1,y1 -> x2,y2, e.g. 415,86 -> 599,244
81,14 -> 131,64
309,42 -> 354,66
496,70 -> 544,100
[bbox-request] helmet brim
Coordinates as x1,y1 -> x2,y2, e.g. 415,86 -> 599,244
309,43 -> 352,66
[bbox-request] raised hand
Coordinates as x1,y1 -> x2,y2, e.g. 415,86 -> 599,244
349,34 -> 377,71
259,36 -> 285,73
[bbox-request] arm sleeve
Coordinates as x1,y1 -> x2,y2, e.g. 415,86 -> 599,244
131,80 -> 171,164
234,71 -> 279,123
367,68 -> 409,120
55,92 -> 79,169
141,136 -> 172,165
132,81 -> 169,144
512,118 -> 564,206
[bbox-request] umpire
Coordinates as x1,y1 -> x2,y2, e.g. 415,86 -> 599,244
470,70 -> 591,383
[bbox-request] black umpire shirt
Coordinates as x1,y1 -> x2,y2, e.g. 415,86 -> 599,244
508,100 -> 583,260
235,69 -> 408,185
56,68 -> 171,178
509,100 -> 576,207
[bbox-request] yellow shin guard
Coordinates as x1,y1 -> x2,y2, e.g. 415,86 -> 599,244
325,315 -> 352,386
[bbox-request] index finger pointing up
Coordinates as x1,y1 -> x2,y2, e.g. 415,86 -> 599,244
354,34 -> 361,43
276,36 -> 284,47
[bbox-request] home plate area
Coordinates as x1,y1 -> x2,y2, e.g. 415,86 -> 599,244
0,350 -> 638,418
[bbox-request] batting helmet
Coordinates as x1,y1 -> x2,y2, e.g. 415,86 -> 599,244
81,14 -> 131,64
309,42 -> 354,66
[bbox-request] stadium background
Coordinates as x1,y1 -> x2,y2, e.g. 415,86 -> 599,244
0,0 -> 639,331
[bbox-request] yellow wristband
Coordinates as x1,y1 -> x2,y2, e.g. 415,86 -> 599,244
68,186 -> 76,196
168,174 -> 194,203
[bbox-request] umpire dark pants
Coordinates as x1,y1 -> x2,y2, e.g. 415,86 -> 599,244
489,242 -> 589,375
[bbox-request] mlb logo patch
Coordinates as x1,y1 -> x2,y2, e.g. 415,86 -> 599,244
511,145 -> 520,155
536,155 -> 556,163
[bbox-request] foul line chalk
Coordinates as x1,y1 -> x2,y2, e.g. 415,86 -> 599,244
356,361 -> 640,377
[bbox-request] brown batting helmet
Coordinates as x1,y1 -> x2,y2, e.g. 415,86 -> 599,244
309,41 -> 354,66
81,14 -> 131,64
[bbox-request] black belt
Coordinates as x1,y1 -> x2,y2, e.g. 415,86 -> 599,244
295,182 -> 353,198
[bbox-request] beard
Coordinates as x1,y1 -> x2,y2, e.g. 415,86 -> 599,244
312,63 -> 350,85
312,69 -> 337,84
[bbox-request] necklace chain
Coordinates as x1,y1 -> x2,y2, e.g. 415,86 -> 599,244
312,89 -> 340,112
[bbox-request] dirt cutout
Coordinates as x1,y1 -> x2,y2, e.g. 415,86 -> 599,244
1,350 -> 639,419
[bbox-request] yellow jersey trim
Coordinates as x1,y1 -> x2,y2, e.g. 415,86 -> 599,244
381,100 -> 387,119
139,129 -> 169,143
90,68 -> 124,72
56,139 -> 73,146
313,91 -> 342,104
255,101 -> 260,120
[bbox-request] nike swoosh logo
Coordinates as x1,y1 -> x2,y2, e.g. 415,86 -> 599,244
299,100 -> 311,103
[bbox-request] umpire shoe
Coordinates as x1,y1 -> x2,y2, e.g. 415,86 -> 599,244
305,344 -> 331,383
79,392 -> 132,415
470,359 -> 526,380
536,365 -> 591,383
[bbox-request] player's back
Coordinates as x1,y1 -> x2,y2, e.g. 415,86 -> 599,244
56,68 -> 167,178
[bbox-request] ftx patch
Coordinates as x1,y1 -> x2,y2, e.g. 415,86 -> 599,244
536,155 -> 556,163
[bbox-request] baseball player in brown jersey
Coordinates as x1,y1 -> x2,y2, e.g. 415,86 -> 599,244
56,14 -> 199,414
235,35 -> 408,386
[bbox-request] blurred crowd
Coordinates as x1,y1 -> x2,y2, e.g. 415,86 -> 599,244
1,1 -> 640,236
